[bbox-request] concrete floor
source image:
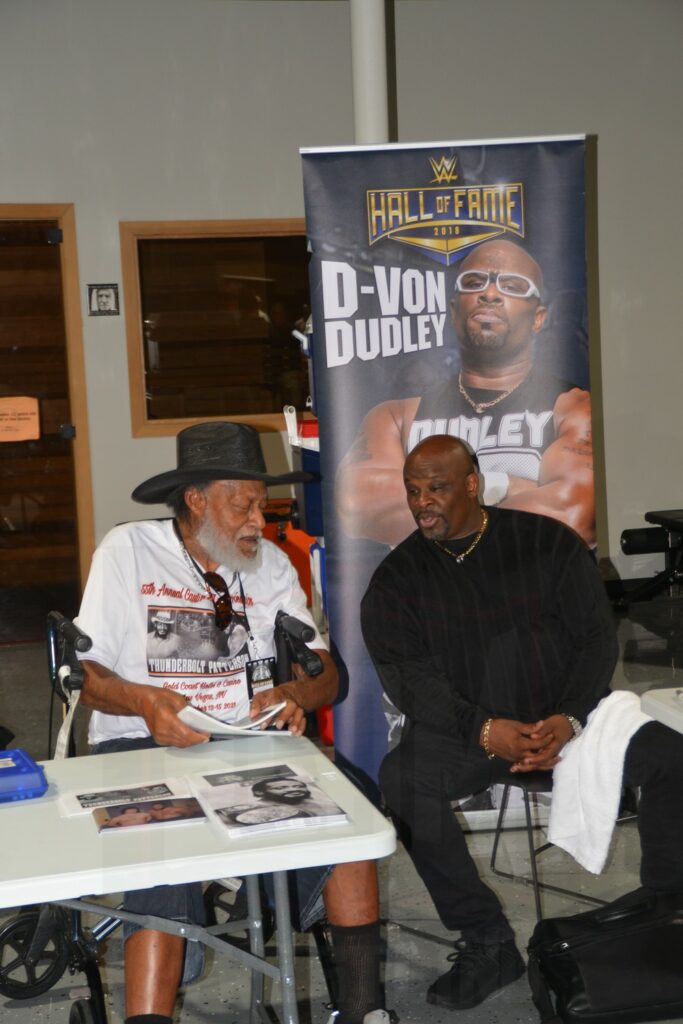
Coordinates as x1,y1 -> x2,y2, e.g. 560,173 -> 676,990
1,593 -> 683,1023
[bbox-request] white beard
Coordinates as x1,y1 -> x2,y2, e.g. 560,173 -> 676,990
195,516 -> 263,574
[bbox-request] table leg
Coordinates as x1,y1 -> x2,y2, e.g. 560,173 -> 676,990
246,875 -> 265,1023
272,870 -> 299,1024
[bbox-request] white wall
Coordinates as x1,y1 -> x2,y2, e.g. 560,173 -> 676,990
1,0 -> 681,577
0,0 -> 353,536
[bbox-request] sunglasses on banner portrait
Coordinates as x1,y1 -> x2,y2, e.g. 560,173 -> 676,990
454,270 -> 541,299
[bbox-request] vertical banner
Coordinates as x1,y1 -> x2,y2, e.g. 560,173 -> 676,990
302,137 -> 592,785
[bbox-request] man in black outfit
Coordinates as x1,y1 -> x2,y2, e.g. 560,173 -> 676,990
360,434 -> 683,1012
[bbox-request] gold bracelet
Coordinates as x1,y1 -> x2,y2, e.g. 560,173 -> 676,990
482,717 -> 495,760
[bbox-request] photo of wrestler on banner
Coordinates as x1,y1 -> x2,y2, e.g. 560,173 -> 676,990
336,238 -> 593,548
302,137 -> 592,811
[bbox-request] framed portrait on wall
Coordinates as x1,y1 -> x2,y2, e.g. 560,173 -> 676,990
88,283 -> 120,316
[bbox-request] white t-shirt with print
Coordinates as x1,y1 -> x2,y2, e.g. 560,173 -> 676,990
76,518 -> 324,745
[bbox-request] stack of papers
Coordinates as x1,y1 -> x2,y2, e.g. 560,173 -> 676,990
177,701 -> 289,737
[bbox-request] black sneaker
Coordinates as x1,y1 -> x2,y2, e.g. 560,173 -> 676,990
426,938 -> 525,1009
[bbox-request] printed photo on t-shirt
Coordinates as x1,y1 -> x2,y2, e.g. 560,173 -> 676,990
146,608 -> 180,661
146,606 -> 249,677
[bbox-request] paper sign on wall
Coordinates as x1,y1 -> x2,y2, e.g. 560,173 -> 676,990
0,397 -> 40,441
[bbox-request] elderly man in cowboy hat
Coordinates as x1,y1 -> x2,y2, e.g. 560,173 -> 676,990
76,422 -> 390,1024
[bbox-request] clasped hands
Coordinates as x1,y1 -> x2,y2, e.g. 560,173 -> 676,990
481,714 -> 574,772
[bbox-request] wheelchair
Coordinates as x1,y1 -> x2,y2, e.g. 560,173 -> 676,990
0,611 -> 338,1023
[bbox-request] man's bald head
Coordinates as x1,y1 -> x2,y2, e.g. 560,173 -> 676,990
452,240 -> 547,368
404,435 -> 478,479
403,435 -> 482,541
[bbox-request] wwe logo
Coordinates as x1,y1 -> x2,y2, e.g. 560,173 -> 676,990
429,156 -> 458,184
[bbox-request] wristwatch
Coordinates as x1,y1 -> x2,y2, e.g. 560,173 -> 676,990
562,713 -> 583,738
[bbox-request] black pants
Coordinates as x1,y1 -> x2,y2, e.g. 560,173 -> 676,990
379,720 -> 683,945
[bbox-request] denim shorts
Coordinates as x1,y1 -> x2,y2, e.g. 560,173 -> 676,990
93,736 -> 333,984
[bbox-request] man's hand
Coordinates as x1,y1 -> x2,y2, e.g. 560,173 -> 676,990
482,715 -> 573,770
80,661 -> 209,748
509,714 -> 574,772
139,687 -> 210,748
249,647 -> 339,736
250,685 -> 307,736
482,718 -> 547,763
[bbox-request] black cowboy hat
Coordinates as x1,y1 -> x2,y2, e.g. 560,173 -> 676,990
132,422 -> 311,504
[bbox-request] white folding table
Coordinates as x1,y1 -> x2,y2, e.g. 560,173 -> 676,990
0,736 -> 396,1024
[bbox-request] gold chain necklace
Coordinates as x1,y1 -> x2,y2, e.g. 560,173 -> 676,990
458,370 -> 525,414
432,508 -> 489,564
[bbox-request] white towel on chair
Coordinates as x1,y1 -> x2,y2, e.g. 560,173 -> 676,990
547,690 -> 652,874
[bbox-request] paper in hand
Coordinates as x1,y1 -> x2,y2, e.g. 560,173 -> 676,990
177,700 -> 289,737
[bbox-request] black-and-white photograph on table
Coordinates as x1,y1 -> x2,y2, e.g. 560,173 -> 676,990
196,763 -> 349,838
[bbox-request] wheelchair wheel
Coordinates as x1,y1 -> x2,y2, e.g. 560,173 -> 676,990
203,880 -> 275,952
0,910 -> 70,999
69,997 -> 100,1024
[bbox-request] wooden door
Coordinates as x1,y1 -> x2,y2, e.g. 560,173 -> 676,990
0,206 -> 93,643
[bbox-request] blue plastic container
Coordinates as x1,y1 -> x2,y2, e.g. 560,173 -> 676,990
0,748 -> 48,803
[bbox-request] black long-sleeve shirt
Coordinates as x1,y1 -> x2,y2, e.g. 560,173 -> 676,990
361,508 -> 618,750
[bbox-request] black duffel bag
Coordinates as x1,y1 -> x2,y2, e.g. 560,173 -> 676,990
527,888 -> 683,1023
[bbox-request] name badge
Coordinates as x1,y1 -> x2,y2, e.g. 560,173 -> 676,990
246,657 -> 276,697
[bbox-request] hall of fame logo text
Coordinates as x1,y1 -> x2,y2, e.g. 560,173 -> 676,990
367,156 -> 525,266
